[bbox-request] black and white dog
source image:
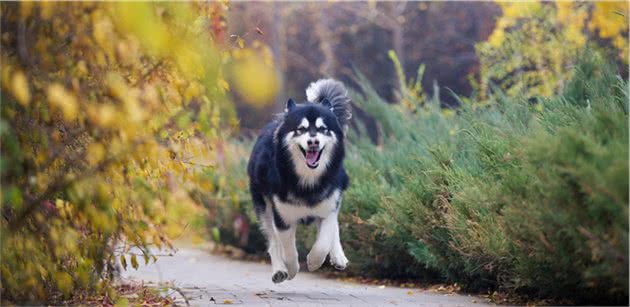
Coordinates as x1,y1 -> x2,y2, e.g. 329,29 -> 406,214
247,79 -> 352,283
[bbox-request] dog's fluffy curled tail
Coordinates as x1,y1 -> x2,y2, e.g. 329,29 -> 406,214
305,79 -> 352,128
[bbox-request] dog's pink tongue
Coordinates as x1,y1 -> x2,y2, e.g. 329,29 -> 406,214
306,151 -> 318,166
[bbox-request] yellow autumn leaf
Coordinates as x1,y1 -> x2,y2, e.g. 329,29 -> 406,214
47,84 -> 78,121
105,72 -> 128,100
184,82 -> 202,102
87,142 -> 105,166
142,84 -> 160,109
130,254 -> 139,270
11,71 -> 30,107
120,255 -> 127,270
39,1 -> 55,20
87,103 -> 117,128
1,64 -> 12,90
123,95 -> 145,123
228,52 -> 278,107
218,78 -> 230,91
174,46 -> 204,79
76,60 -> 88,76
92,10 -> 115,55
19,1 -> 33,18
114,298 -> 129,307
54,271 -> 73,295
110,2 -> 170,57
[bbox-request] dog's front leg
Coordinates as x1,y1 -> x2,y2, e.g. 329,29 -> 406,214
329,198 -> 348,270
267,233 -> 289,283
307,211 -> 338,271
277,224 -> 299,279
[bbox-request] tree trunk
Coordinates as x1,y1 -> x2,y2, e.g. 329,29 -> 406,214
271,2 -> 287,102
315,4 -> 335,77
392,2 -> 407,69
392,24 -> 405,69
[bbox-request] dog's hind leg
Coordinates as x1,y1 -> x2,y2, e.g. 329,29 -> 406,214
271,202 -> 300,280
258,197 -> 289,283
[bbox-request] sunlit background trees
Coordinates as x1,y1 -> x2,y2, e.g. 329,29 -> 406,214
1,1 -> 628,305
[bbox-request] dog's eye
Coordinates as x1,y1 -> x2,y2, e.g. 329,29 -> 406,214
296,127 -> 307,134
317,127 -> 327,133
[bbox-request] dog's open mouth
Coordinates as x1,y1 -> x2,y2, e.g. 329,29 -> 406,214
300,145 -> 324,169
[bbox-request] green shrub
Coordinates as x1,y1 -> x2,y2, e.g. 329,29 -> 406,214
346,52 -> 628,303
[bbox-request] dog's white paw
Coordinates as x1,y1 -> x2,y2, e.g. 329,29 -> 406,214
286,259 -> 300,280
306,251 -> 327,272
272,271 -> 288,283
329,250 -> 348,270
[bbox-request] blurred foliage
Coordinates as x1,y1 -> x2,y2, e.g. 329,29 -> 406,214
475,1 -> 628,100
388,50 -> 426,113
0,1 -> 239,303
226,42 -> 279,108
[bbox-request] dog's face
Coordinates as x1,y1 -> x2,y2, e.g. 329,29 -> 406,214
277,99 -> 344,185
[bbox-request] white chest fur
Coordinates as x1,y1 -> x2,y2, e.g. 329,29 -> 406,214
272,190 -> 340,225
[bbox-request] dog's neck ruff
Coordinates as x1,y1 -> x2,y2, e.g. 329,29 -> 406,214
294,158 -> 327,188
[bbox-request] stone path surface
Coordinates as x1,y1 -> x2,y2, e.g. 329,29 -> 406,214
122,247 -> 493,307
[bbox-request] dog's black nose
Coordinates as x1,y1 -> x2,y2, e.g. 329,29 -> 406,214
307,139 -> 319,146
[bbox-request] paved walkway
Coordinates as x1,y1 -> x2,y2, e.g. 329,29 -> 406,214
122,247 -> 493,307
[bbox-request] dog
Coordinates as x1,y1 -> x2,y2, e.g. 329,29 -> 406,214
247,79 -> 352,283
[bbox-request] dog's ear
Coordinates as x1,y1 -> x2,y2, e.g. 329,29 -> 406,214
285,98 -> 296,112
320,98 -> 332,110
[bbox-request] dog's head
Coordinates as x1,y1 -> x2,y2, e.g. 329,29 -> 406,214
276,98 -> 345,185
